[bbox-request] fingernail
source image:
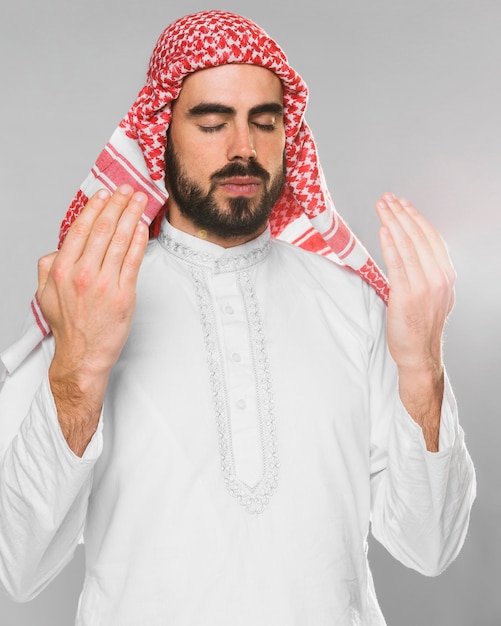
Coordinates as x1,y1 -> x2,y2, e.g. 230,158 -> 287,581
133,191 -> 147,203
117,184 -> 133,195
383,192 -> 395,202
97,189 -> 110,199
376,200 -> 388,210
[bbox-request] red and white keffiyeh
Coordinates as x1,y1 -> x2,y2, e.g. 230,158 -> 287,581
4,10 -> 389,375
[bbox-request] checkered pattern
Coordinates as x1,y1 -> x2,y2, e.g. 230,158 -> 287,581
56,10 -> 388,304
0,10 -> 390,375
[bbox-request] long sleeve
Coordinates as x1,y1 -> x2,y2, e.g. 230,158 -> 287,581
367,293 -> 476,577
0,335 -> 102,601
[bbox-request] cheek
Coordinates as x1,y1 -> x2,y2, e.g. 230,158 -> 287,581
187,137 -> 224,176
268,149 -> 286,178
176,139 -> 217,185
260,134 -> 286,173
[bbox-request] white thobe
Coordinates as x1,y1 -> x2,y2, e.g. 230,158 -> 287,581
0,220 -> 475,625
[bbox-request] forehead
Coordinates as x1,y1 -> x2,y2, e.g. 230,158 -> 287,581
176,64 -> 283,109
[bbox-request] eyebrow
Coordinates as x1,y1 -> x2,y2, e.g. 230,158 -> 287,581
187,102 -> 284,117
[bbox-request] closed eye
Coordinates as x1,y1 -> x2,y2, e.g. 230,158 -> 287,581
250,109 -> 282,132
252,122 -> 277,132
199,124 -> 226,133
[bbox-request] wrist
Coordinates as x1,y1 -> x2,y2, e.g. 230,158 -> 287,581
397,360 -> 444,389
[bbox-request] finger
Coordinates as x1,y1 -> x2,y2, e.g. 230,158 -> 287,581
58,189 -> 112,263
399,200 -> 457,315
381,193 -> 449,268
377,222 -> 411,292
81,185 -> 136,269
383,194 -> 457,304
379,194 -> 432,256
398,197 -> 456,284
118,220 -> 149,290
101,191 -> 149,273
377,194 -> 456,314
376,196 -> 427,288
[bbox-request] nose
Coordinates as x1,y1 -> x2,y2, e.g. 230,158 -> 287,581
227,122 -> 257,161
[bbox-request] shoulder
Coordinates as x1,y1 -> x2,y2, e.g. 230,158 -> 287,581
269,237 -> 375,302
269,237 -> 386,330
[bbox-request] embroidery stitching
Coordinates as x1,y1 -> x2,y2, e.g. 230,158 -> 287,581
190,266 -> 279,514
158,231 -> 271,273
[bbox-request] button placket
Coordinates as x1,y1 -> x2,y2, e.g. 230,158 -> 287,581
191,265 -> 278,514
217,286 -> 256,429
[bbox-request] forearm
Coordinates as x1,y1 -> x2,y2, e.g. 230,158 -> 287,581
398,363 -> 444,452
0,374 -> 99,600
371,376 -> 476,576
49,357 -> 109,457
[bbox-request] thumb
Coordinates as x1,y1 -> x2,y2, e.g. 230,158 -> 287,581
36,252 -> 58,299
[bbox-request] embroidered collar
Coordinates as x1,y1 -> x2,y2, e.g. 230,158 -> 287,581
157,219 -> 271,273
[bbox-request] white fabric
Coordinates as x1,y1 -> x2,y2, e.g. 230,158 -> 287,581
0,221 -> 475,625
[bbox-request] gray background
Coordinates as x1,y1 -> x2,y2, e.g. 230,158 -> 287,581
0,0 -> 499,624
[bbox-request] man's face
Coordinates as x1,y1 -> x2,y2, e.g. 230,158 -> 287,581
165,64 -> 287,244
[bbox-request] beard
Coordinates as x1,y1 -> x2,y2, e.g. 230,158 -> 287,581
165,140 -> 286,239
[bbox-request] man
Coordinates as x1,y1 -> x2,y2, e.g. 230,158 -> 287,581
0,10 -> 475,625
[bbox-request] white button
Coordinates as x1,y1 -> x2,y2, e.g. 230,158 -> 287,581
237,399 -> 246,410
232,353 -> 241,362
224,304 -> 234,315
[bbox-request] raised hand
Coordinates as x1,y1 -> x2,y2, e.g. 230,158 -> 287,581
375,192 -> 456,451
37,185 -> 149,455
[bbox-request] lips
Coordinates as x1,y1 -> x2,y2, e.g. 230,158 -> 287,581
219,177 -> 262,196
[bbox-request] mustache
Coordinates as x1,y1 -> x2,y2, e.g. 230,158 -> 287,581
210,160 -> 270,183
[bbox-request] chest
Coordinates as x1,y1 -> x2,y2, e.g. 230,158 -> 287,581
96,260 -> 372,517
